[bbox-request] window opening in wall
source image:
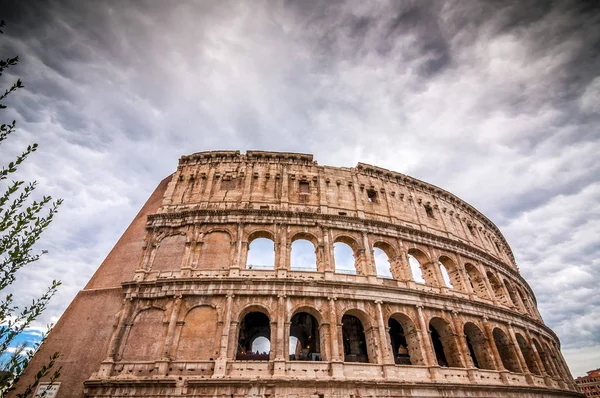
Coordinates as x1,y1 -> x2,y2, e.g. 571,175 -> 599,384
494,241 -> 500,251
466,334 -> 480,368
342,314 -> 369,363
374,247 -> 393,279
408,254 -> 426,284
429,324 -> 448,367
467,224 -> 475,236
463,323 -> 494,370
237,312 -> 271,360
291,239 -> 317,272
424,204 -> 435,218
246,238 -> 275,270
338,211 -> 347,216
334,242 -> 356,274
389,318 -> 411,365
367,189 -> 377,203
492,328 -> 520,372
438,262 -> 454,288
289,312 -> 321,361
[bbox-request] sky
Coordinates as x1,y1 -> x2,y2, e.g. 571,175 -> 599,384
0,0 -> 598,377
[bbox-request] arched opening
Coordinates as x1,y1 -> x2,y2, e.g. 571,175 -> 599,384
236,312 -> 271,360
533,338 -> 554,376
152,234 -> 186,272
246,237 -> 275,270
289,312 -> 321,361
429,317 -> 463,367
516,333 -> 541,375
504,279 -> 522,311
175,306 -> 218,360
487,271 -> 510,306
408,254 -> 426,284
492,328 -> 521,372
334,241 -> 357,274
121,308 -> 167,361
342,314 -> 368,363
197,231 -> 231,270
463,322 -> 495,370
388,314 -> 423,365
290,239 -> 317,271
517,287 -> 534,316
438,262 -> 453,288
438,256 -> 465,291
465,263 -> 490,299
374,247 -> 393,278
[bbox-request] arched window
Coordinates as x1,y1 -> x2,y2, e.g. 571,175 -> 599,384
290,239 -> 317,271
463,322 -> 495,370
374,247 -> 393,278
334,241 -> 356,274
175,306 -> 218,360
429,317 -> 463,367
342,314 -> 369,363
289,312 -> 321,360
152,234 -> 186,272
465,263 -> 490,299
516,333 -> 541,375
438,262 -> 453,288
487,271 -> 510,306
535,340 -> 556,376
388,314 -> 423,365
492,328 -> 521,372
246,237 -> 275,270
121,308 -> 167,361
408,254 -> 426,284
237,312 -> 271,360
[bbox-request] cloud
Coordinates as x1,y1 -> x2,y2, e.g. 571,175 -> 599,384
0,0 -> 598,377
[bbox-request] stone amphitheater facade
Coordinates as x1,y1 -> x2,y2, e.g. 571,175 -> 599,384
13,150 -> 581,398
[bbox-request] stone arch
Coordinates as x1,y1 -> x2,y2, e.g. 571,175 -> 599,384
429,316 -> 463,367
333,235 -> 361,275
492,327 -> 521,372
504,279 -> 523,311
463,322 -> 495,370
289,311 -> 321,361
236,303 -> 272,323
152,233 -> 186,272
121,307 -> 167,361
341,308 -> 375,364
464,263 -> 490,299
373,245 -> 393,278
175,305 -> 219,360
288,304 -> 324,325
407,248 -> 437,286
516,333 -> 541,374
246,230 -> 275,270
196,230 -> 232,270
486,271 -> 510,306
438,256 -> 465,292
236,307 -> 272,360
290,232 -> 319,272
388,312 -> 424,365
533,338 -> 555,376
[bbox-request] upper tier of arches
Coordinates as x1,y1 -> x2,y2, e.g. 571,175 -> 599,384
163,151 -> 516,268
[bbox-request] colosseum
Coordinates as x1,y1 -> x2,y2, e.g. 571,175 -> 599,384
15,150 -> 581,398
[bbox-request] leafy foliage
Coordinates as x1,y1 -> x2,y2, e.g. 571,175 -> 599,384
0,20 -> 62,397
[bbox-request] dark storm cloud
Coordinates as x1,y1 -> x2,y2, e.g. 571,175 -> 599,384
0,0 -> 598,376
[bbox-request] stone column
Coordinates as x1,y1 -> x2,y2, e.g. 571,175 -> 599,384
507,323 -> 529,376
273,295 -> 287,376
162,295 -> 182,359
322,227 -> 334,274
362,232 -> 377,280
375,301 -> 394,365
233,223 -> 244,270
482,318 -> 503,371
328,297 -> 344,378
415,305 -> 436,367
451,311 -> 474,368
213,294 -> 234,377
480,265 -> 498,305
105,298 -> 134,362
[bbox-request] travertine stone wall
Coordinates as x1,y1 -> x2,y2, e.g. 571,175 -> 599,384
14,150 -> 581,398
